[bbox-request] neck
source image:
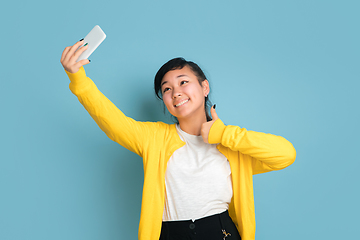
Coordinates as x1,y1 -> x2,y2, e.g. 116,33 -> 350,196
178,113 -> 207,136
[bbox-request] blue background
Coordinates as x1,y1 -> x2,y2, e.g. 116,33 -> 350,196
1,0 -> 359,239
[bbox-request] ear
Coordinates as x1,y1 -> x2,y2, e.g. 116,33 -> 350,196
202,79 -> 210,97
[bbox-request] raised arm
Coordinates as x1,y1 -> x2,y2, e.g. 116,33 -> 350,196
60,41 -> 154,156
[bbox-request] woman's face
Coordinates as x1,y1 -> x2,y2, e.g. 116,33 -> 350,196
161,66 -> 209,122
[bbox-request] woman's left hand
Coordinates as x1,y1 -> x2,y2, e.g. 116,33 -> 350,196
201,105 -> 218,143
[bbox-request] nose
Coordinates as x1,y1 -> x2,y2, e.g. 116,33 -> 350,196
172,93 -> 181,99
172,87 -> 181,99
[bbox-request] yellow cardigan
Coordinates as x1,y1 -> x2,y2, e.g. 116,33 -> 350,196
66,67 -> 296,240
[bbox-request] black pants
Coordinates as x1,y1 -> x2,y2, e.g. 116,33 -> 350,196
159,211 -> 241,240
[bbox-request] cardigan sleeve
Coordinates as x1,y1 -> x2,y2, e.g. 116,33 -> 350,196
208,119 -> 296,174
65,67 -> 156,157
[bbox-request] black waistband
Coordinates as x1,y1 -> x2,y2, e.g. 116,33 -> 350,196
162,210 -> 229,229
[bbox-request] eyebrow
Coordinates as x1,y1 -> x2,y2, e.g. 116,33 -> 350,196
176,74 -> 188,78
161,74 -> 189,87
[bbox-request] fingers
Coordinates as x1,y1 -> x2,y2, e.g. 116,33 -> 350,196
60,46 -> 71,63
74,59 -> 91,69
73,44 -> 89,62
61,40 -> 90,73
201,121 -> 211,144
210,104 -> 218,120
200,105 -> 219,143
60,41 -> 82,66
63,40 -> 85,63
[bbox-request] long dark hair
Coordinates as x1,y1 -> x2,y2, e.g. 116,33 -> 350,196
154,57 -> 212,121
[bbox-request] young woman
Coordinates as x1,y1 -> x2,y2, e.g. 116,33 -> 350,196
61,40 -> 296,240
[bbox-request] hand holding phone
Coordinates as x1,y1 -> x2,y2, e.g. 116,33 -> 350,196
61,25 -> 106,73
76,25 -> 106,62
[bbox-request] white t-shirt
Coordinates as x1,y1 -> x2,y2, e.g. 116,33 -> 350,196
162,124 -> 233,221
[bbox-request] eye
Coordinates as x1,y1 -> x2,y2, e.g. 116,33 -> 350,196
163,87 -> 171,93
180,80 -> 188,85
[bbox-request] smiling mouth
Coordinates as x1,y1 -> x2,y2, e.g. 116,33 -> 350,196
174,99 -> 189,107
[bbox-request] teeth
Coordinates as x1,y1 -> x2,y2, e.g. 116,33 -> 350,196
175,99 -> 189,107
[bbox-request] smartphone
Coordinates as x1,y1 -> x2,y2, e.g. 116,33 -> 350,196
76,25 -> 106,62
